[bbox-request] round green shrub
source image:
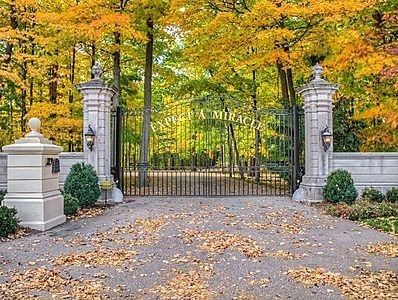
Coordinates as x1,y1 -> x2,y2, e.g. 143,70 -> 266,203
386,188 -> 398,203
64,163 -> 101,208
361,187 -> 385,203
64,194 -> 79,216
323,169 -> 358,205
0,206 -> 18,237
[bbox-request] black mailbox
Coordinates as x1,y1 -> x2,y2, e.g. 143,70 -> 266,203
52,158 -> 60,173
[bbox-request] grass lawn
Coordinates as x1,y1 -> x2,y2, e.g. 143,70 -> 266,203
362,217 -> 398,235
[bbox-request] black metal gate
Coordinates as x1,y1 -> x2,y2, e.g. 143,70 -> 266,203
112,98 -> 303,196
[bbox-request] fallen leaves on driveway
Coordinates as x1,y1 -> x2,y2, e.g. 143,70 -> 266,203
53,248 -> 138,267
250,212 -> 312,235
248,277 -> 270,287
67,206 -> 107,221
183,230 -> 300,260
135,216 -> 166,232
365,242 -> 398,258
0,267 -> 108,299
151,263 -> 215,300
184,229 -> 263,258
286,267 -> 397,299
0,227 -> 37,243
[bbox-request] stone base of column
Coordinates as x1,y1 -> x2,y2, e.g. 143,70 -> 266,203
293,175 -> 326,203
97,175 -> 124,203
97,188 -> 123,204
4,191 -> 66,231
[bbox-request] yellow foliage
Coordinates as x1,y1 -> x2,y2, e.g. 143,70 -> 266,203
25,103 -> 83,150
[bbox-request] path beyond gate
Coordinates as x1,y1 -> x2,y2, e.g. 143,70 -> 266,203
112,98 -> 303,196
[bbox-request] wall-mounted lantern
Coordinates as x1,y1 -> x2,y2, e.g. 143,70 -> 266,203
84,125 -> 96,151
321,125 -> 332,152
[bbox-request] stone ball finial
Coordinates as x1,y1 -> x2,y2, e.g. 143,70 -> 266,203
92,62 -> 103,80
28,118 -> 41,133
312,63 -> 324,80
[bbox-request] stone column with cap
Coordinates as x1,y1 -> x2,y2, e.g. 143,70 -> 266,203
2,118 -> 66,231
295,64 -> 338,202
77,63 -> 123,202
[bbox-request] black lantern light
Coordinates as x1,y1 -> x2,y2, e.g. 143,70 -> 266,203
321,125 -> 332,152
84,125 -> 96,151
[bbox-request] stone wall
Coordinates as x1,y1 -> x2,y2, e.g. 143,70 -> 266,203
333,152 -> 398,193
59,152 -> 84,188
0,152 -> 84,191
0,153 -> 6,190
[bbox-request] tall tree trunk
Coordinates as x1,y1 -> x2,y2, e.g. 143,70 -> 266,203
3,1 -> 17,66
21,47 -> 27,133
286,68 -> 296,105
49,50 -> 59,104
252,69 -> 260,182
229,123 -> 244,179
20,16 -> 28,134
0,0 -> 18,101
227,124 -> 233,177
277,61 -> 289,106
69,46 -> 76,104
68,45 -> 76,152
113,31 -> 121,106
219,97 -> 242,178
139,18 -> 154,187
90,44 -> 96,79
29,43 -> 34,107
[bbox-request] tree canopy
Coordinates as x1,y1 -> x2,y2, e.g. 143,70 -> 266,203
0,0 -> 397,151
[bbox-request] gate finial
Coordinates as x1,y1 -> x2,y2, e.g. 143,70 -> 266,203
313,63 -> 323,80
92,62 -> 103,80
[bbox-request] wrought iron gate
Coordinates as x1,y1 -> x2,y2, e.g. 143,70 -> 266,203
112,98 -> 303,196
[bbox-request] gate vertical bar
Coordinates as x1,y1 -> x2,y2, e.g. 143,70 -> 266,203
292,105 -> 300,194
115,106 -> 122,191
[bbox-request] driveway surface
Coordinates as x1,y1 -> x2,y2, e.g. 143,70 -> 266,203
0,197 -> 397,299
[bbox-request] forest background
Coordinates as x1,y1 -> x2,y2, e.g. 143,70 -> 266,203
0,0 -> 397,152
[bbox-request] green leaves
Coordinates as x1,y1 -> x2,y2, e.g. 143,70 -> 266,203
323,169 -> 358,204
64,163 -> 101,208
0,206 -> 18,237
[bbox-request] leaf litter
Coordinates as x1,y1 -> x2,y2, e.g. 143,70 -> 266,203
286,267 -> 397,299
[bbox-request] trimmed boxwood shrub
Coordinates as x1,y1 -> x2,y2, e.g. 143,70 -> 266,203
325,200 -> 398,221
386,188 -> 398,203
64,163 -> 101,208
0,206 -> 18,237
64,194 -> 79,216
323,169 -> 358,204
348,201 -> 398,221
361,187 -> 384,203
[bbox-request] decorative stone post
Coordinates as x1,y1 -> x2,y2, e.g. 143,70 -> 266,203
296,64 -> 338,202
2,118 -> 66,231
77,63 -> 123,202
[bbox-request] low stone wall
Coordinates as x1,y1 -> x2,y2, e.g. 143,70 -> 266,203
59,152 -> 84,188
333,152 -> 398,193
0,153 -> 6,190
0,152 -> 84,191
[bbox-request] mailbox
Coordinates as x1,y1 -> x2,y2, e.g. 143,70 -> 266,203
52,158 -> 60,173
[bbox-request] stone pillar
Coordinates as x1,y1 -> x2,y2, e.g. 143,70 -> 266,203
77,63 -> 116,184
77,63 -> 123,203
2,118 -> 66,231
296,64 -> 338,202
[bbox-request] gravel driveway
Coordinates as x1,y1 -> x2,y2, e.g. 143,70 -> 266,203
0,197 -> 396,299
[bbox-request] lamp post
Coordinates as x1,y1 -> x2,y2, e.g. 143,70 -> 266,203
84,125 -> 96,151
321,125 -> 332,152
